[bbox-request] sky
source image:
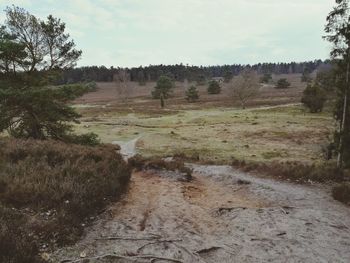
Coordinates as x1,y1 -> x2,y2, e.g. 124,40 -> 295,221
0,0 -> 335,67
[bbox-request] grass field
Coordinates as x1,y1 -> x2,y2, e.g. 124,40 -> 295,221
72,75 -> 335,165
74,79 -> 334,165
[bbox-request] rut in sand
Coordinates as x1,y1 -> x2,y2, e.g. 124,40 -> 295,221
53,138 -> 350,263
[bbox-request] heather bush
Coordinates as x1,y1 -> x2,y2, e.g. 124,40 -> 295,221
332,183 -> 350,204
0,138 -> 131,260
231,158 -> 344,183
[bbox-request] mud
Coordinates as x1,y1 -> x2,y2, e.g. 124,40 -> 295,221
52,163 -> 350,262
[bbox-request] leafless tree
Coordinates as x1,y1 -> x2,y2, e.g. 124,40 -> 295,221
231,69 -> 260,109
114,69 -> 132,104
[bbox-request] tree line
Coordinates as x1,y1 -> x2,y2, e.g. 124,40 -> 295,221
58,60 -> 329,84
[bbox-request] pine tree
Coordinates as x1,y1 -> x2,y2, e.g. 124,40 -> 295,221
186,85 -> 199,102
301,83 -> 327,113
324,0 -> 350,167
0,6 -> 98,145
207,80 -> 221,94
152,75 -> 174,108
275,78 -> 291,89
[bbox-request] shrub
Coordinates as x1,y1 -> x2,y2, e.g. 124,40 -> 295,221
0,138 -> 131,259
186,85 -> 199,102
151,76 -> 175,108
207,80 -> 221,94
232,159 -> 344,183
64,132 -> 100,146
332,183 -> 350,204
85,81 -> 98,92
128,155 -> 192,181
196,74 -> 206,85
260,73 -> 272,83
151,76 -> 174,99
275,78 -> 291,89
301,83 -> 327,113
223,71 -> 233,83
301,70 -> 312,83
0,206 -> 42,263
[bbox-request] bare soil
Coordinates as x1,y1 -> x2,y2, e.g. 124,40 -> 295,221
52,141 -> 350,263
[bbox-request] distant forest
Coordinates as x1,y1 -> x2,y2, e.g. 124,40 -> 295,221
59,60 -> 330,84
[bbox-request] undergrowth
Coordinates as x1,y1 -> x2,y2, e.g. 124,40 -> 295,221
332,183 -> 350,205
231,158 -> 345,183
0,138 -> 131,262
128,154 -> 192,181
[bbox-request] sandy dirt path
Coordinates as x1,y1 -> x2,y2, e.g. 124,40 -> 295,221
112,136 -> 141,160
53,162 -> 350,262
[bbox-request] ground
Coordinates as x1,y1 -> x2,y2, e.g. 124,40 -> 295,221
73,76 -> 331,164
49,76 -> 350,262
52,140 -> 350,262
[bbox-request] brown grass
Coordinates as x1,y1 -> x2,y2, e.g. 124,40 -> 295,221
231,158 -> 345,183
332,183 -> 350,205
128,154 -> 192,181
74,74 -> 306,116
0,138 -> 131,262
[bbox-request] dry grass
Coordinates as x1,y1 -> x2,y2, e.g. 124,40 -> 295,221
74,105 -> 333,165
332,183 -> 350,205
73,74 -> 306,114
128,155 -> 192,181
0,138 -> 131,262
231,158 -> 345,183
70,76 -> 341,183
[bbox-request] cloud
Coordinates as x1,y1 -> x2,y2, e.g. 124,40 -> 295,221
0,0 -> 335,66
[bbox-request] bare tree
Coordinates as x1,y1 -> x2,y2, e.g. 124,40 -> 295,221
114,69 -> 132,104
231,69 -> 260,109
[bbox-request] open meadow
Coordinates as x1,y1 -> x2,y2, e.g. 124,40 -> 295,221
73,75 -> 333,165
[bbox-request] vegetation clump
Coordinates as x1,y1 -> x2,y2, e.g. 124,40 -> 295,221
152,75 -> 175,108
231,158 -> 344,183
232,69 -> 260,109
186,85 -> 199,102
332,183 -> 350,205
0,138 -> 131,261
207,80 -> 221,94
129,155 -> 192,181
301,83 -> 327,113
0,6 -> 98,145
301,69 -> 313,83
275,78 -> 291,89
260,73 -> 272,83
324,0 -> 350,169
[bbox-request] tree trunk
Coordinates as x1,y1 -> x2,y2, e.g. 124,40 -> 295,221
160,93 -> 165,108
337,59 -> 350,168
241,100 -> 246,109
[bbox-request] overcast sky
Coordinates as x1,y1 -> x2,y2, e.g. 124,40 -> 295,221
0,0 -> 335,67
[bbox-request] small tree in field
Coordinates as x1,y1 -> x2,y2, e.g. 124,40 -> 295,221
137,70 -> 146,86
196,74 -> 206,85
301,83 -> 327,113
224,71 -> 233,83
275,78 -> 291,89
114,69 -> 132,104
301,69 -> 312,83
207,80 -> 221,94
152,75 -> 174,108
260,73 -> 272,83
186,85 -> 199,102
232,69 -> 260,109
